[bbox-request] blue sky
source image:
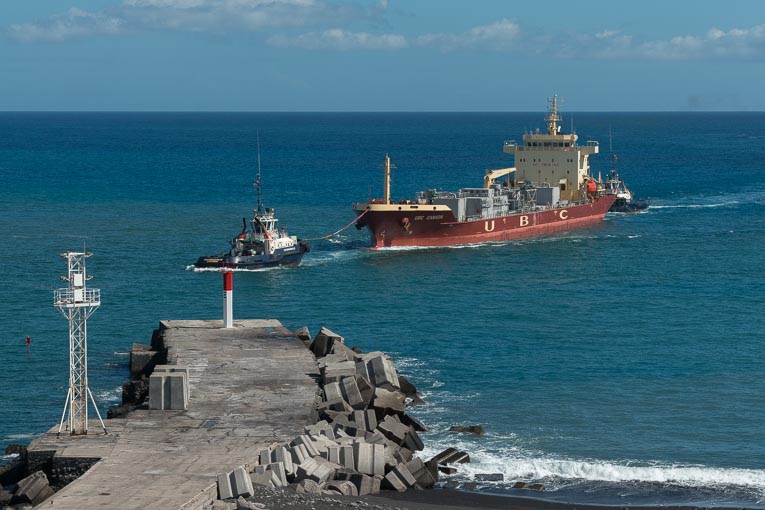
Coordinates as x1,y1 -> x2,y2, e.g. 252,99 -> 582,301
1,0 -> 764,111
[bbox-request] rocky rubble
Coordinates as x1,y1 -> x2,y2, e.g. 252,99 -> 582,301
213,326 -> 474,507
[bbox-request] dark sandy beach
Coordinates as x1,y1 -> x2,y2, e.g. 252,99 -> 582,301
241,485 -> 734,510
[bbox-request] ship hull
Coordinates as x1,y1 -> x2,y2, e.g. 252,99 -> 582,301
354,195 -> 616,249
194,243 -> 309,269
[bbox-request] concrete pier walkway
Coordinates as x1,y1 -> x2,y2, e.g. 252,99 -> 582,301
27,320 -> 319,509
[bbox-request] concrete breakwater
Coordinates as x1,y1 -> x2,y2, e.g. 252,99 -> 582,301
2,320 -> 472,509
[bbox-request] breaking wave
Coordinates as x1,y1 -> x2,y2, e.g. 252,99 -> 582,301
451,452 -> 765,492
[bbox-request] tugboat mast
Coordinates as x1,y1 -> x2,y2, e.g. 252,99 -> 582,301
255,133 -> 264,214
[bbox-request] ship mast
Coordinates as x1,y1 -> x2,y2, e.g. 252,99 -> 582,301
382,154 -> 395,204
546,95 -> 561,135
255,132 -> 263,214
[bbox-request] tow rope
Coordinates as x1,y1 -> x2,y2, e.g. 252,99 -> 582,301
303,208 -> 370,241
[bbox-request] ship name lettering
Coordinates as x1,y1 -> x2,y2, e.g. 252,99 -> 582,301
559,210 -> 568,220
426,215 -> 443,220
484,220 -> 495,232
520,215 -> 529,227
414,215 -> 424,221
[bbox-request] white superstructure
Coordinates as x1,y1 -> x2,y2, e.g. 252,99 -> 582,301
503,95 -> 599,202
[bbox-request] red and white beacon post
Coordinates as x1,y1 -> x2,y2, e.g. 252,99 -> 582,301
223,270 -> 233,328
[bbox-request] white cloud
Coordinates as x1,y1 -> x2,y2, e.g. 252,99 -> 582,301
416,18 -> 520,50
591,23 -> 765,60
267,28 -> 407,50
7,7 -> 122,42
122,0 -> 208,7
120,0 -> 392,32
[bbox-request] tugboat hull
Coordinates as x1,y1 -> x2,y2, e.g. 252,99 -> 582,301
195,243 -> 309,269
609,198 -> 649,213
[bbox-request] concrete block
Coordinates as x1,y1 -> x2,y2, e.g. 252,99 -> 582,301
148,367 -> 189,411
326,480 -> 358,496
312,457 -> 339,483
364,430 -> 387,445
355,359 -> 372,379
352,442 -> 373,475
394,447 -> 414,464
258,448 -> 271,466
372,388 -> 406,415
368,354 -> 399,390
378,415 -> 409,445
323,382 -> 343,402
429,447 -> 470,465
335,472 -> 378,496
382,464 -> 416,492
321,361 -> 356,385
293,326 -> 312,347
304,420 -> 334,438
340,377 -> 364,409
295,479 -> 323,494
296,456 -> 333,484
130,349 -> 157,377
406,457 -> 436,488
320,402 -> 353,417
355,376 -> 375,405
267,462 -> 287,487
153,365 -> 190,405
372,444 -> 385,476
325,445 -> 340,464
401,413 -> 428,432
13,471 -> 54,506
330,340 -> 356,361
166,372 -> 187,410
272,446 -> 294,475
364,409 -> 378,430
307,434 -> 334,456
295,457 -> 319,482
404,429 -> 424,452
253,465 -> 266,474
217,472 -> 234,499
339,444 -> 354,469
382,470 -> 407,492
230,466 -> 254,498
290,435 -> 319,457
288,444 -> 309,465
398,374 -> 418,398
249,471 -> 273,488
148,373 -> 164,410
310,326 -> 342,357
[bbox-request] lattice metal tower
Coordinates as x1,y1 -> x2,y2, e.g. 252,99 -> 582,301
54,251 -> 107,436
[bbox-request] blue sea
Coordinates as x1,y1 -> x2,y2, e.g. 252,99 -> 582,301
1,112 -> 764,508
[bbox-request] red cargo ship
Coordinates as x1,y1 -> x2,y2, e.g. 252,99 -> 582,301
353,96 -> 616,249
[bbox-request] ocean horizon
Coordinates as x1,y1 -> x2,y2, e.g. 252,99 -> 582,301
1,111 -> 764,508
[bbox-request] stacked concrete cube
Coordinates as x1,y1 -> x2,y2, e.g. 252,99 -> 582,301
148,365 -> 189,411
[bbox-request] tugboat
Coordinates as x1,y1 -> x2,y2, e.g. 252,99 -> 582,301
194,153 -> 309,269
603,135 -> 649,213
604,169 -> 649,213
353,96 -> 617,248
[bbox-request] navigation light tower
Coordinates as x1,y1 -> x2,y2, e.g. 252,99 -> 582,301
54,251 -> 107,436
